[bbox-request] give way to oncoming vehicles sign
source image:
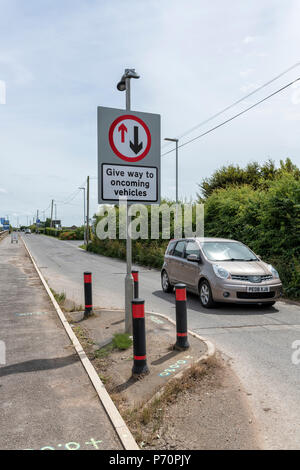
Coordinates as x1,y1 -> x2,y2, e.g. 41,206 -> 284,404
97,106 -> 161,205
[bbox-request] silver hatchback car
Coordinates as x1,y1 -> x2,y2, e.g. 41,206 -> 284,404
161,238 -> 282,308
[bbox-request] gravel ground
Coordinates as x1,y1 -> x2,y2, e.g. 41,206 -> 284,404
144,354 -> 259,450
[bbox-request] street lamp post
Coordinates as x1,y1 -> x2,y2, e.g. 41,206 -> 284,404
164,137 -> 179,204
79,187 -> 86,244
117,68 -> 140,334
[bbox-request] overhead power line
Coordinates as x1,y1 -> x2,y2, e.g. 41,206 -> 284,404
57,179 -> 86,205
162,61 -> 300,150
176,62 -> 300,141
162,76 -> 300,157
30,178 -> 87,222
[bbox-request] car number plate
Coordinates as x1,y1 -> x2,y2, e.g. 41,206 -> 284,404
247,286 -> 270,293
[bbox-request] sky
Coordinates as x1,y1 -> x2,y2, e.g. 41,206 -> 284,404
0,0 -> 300,227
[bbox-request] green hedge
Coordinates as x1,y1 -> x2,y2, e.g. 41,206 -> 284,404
87,239 -> 167,269
45,227 -> 60,237
37,227 -> 85,240
31,227 -> 60,236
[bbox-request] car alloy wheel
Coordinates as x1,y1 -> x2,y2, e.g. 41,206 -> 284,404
199,280 -> 215,308
161,270 -> 173,293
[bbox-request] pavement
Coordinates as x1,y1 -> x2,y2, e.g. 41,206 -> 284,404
22,233 -> 300,449
0,235 -> 122,450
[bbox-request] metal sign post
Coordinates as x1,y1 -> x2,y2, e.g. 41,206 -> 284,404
97,69 -> 161,334
125,74 -> 134,334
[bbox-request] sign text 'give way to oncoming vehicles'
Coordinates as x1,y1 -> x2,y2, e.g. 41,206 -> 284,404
97,106 -> 161,204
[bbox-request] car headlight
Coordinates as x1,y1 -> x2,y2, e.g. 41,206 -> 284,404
267,264 -> 280,279
213,264 -> 231,279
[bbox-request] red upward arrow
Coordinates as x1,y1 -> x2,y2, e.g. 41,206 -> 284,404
118,123 -> 128,143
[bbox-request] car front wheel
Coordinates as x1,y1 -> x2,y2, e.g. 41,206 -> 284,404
161,270 -> 173,293
199,280 -> 215,308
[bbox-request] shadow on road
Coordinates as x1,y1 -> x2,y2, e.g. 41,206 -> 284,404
151,350 -> 180,366
152,290 -> 279,316
0,354 -> 79,377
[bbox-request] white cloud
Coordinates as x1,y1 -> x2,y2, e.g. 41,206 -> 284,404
284,111 -> 300,121
0,55 -> 34,86
243,35 -> 257,44
0,188 -> 7,193
256,52 -> 268,58
240,68 -> 254,78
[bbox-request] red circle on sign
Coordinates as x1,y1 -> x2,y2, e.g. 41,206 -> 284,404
108,114 -> 152,162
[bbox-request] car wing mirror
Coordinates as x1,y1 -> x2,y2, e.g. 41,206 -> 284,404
187,254 -> 201,262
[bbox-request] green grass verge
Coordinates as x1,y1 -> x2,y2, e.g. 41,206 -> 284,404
93,333 -> 132,358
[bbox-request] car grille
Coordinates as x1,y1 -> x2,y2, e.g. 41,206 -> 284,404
237,292 -> 275,299
231,274 -> 273,283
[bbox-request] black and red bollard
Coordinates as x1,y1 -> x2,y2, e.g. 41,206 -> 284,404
84,271 -> 93,317
131,270 -> 139,299
174,283 -> 190,351
132,298 -> 149,377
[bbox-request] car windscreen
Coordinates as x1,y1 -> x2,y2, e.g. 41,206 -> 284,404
200,242 -> 257,261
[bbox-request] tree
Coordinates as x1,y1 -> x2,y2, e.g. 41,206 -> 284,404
197,158 -> 299,200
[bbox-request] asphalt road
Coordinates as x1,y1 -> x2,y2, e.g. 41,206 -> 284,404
23,233 -> 300,449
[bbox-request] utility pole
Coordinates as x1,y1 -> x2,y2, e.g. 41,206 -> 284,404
79,187 -> 86,244
164,137 -> 179,224
117,68 -> 140,334
36,210 -> 39,234
86,176 -> 90,245
50,200 -> 54,228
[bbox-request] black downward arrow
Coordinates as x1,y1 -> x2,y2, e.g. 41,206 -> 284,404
130,126 -> 143,154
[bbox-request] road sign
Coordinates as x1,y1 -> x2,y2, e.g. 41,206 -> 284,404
98,107 -> 160,204
109,115 -> 151,162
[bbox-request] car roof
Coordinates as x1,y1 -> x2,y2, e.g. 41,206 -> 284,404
170,237 -> 239,243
